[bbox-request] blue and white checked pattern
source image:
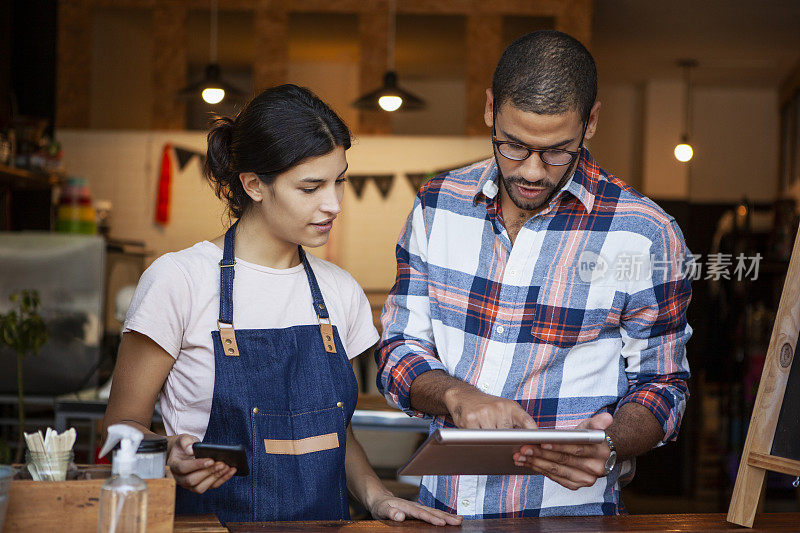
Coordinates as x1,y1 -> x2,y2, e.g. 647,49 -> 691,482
376,149 -> 692,518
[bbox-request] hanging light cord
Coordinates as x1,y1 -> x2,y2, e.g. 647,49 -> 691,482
386,0 -> 396,71
210,0 -> 218,65
684,63 -> 692,141
679,59 -> 697,142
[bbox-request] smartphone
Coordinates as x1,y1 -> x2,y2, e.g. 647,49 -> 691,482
192,443 -> 249,476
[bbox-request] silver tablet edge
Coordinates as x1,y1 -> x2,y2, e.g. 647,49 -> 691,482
434,428 -> 606,444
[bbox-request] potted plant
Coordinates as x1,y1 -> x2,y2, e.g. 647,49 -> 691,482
0,290 -> 47,463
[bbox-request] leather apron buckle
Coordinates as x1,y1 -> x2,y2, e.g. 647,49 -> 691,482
318,317 -> 337,354
218,320 -> 240,356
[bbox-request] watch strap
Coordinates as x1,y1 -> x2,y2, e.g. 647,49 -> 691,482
604,434 -> 616,452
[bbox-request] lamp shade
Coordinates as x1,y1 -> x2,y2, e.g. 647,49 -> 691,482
352,71 -> 425,112
179,64 -> 245,104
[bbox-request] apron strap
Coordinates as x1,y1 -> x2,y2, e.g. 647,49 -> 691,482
216,229 -> 335,356
218,221 -> 239,356
299,247 -> 337,354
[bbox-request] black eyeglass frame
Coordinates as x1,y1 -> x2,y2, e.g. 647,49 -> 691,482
491,120 -> 589,167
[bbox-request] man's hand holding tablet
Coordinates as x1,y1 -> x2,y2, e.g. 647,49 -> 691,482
512,412 -> 614,490
407,370 -> 615,488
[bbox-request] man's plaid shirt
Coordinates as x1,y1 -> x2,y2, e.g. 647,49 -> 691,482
376,148 -> 692,517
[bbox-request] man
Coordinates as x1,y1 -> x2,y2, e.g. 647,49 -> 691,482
376,30 -> 692,517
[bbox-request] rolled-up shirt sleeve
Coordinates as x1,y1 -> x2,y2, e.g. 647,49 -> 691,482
618,218 -> 692,443
376,195 -> 448,417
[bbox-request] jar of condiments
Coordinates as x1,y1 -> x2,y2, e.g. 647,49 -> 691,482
111,433 -> 168,479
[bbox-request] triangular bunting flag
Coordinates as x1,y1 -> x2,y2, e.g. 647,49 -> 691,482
371,174 -> 394,199
174,147 -> 196,170
173,146 -> 206,172
349,175 -> 369,198
404,158 -> 490,193
405,172 -> 436,194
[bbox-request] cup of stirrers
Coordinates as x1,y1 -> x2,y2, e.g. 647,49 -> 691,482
24,428 -> 76,482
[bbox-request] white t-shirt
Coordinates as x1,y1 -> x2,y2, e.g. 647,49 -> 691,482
123,241 -> 379,440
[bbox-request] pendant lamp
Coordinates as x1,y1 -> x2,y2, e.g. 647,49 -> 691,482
352,0 -> 425,112
674,59 -> 697,163
179,0 -> 244,104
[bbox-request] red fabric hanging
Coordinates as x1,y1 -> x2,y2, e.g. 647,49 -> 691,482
155,143 -> 173,224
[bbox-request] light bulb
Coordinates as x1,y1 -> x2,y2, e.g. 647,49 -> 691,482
378,95 -> 403,112
202,87 -> 225,104
674,143 -> 693,162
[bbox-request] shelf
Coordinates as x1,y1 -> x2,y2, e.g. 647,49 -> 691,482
0,164 -> 63,190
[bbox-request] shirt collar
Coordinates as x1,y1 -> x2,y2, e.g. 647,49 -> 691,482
472,148 -> 599,213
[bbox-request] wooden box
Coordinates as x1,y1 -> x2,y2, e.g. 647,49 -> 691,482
3,465 -> 175,533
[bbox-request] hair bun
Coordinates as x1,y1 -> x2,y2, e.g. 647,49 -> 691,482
204,115 -> 235,182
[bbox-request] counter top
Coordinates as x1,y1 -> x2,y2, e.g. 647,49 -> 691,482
175,513 -> 800,532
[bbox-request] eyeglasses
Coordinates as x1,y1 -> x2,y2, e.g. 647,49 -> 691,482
491,125 -> 585,166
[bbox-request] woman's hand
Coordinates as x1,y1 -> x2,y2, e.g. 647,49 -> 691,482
368,491 -> 463,526
168,434 -> 236,493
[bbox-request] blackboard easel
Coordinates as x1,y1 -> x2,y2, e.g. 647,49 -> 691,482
728,223 -> 800,527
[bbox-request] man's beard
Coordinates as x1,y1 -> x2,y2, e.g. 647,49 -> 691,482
496,155 -> 578,213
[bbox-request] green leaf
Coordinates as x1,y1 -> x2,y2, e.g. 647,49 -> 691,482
0,290 -> 47,358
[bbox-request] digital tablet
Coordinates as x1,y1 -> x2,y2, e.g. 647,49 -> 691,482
397,428 -> 606,476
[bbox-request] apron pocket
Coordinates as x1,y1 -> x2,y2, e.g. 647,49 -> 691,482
252,405 -> 348,521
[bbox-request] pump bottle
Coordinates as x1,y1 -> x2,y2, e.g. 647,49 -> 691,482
97,424 -> 148,533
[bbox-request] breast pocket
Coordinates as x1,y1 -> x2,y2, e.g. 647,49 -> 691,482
530,276 -> 621,349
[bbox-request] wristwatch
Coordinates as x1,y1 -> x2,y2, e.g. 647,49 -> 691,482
603,433 -> 617,476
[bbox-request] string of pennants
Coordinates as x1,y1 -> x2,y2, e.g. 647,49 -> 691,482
174,146 -> 206,170
155,143 -> 486,224
349,158 -> 486,199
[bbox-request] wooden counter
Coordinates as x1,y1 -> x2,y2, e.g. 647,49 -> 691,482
176,513 -> 800,532
175,515 -> 229,532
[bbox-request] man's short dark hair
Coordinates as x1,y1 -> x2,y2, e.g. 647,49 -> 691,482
492,30 -> 597,121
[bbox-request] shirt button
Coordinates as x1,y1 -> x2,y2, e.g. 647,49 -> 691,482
496,325 -> 505,334
461,499 -> 470,507
509,268 -> 518,278
480,383 -> 490,391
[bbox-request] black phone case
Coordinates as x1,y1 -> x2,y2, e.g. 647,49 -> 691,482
192,443 -> 249,476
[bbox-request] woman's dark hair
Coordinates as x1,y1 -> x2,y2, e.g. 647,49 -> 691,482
204,84 -> 351,218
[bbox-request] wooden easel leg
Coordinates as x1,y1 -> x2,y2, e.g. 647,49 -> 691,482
727,460 -> 765,528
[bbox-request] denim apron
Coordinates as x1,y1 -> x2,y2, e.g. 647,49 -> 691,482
175,221 -> 358,523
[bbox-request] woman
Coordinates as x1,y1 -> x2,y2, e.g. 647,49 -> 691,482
103,85 -> 460,526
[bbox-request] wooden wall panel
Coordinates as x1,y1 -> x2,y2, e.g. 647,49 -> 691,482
358,3 -> 391,134
556,0 -> 593,49
254,0 -> 289,93
54,0 -> 593,132
56,1 -> 92,128
152,1 -> 187,130
465,15 -> 502,135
